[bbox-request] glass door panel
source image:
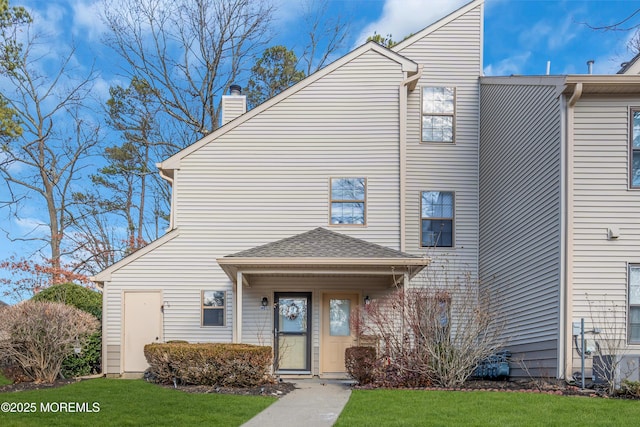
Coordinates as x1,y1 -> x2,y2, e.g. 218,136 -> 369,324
274,293 -> 311,371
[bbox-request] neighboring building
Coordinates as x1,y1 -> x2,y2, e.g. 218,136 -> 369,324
93,0 -> 640,382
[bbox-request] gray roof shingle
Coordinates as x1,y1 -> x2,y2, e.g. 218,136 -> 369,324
226,227 -> 421,259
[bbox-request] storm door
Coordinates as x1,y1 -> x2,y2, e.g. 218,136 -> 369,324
274,292 -> 311,372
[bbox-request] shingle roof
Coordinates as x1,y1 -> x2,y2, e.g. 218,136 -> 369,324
226,227 -> 421,259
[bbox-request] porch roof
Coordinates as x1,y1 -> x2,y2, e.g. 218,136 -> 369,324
217,227 -> 429,282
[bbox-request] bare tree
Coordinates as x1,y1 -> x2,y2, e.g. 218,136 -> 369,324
298,0 -> 349,75
102,0 -> 274,142
0,21 -> 100,283
584,9 -> 640,54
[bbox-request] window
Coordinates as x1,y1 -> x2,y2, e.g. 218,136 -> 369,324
422,86 -> 455,142
330,177 -> 366,225
630,266 -> 640,343
631,109 -> 640,188
421,191 -> 454,247
202,291 -> 225,326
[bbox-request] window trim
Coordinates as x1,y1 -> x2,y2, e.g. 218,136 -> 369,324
421,86 -> 456,144
419,191 -> 455,248
328,177 -> 367,226
630,108 -> 640,189
629,264 -> 640,344
201,290 -> 226,327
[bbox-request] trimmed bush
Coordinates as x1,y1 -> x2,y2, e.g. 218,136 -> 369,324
345,346 -> 377,385
32,282 -> 102,377
32,282 -> 102,320
144,343 -> 273,387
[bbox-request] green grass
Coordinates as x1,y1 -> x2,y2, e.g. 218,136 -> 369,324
336,389 -> 640,427
0,379 -> 275,427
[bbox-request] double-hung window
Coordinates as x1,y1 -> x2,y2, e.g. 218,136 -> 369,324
330,178 -> 366,225
202,291 -> 225,326
631,109 -> 640,188
420,191 -> 454,247
629,265 -> 640,343
422,86 -> 455,143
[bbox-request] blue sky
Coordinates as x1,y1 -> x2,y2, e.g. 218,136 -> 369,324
2,0 -> 640,300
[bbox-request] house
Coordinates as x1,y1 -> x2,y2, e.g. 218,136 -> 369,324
92,0 -> 640,383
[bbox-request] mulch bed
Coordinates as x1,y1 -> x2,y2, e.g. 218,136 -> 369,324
0,368 -> 612,399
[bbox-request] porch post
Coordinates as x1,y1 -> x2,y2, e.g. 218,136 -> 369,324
235,271 -> 243,343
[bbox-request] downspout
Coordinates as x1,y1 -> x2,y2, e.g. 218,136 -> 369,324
399,65 -> 424,252
158,167 -> 175,231
563,82 -> 582,379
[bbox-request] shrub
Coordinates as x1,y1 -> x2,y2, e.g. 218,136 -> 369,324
0,301 -> 99,382
32,282 -> 102,377
351,264 -> 505,388
32,282 -> 102,320
619,380 -> 640,398
144,343 -> 273,387
345,346 -> 377,385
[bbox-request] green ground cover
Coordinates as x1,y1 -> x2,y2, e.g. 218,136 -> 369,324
336,389 -> 640,426
0,378 -> 274,427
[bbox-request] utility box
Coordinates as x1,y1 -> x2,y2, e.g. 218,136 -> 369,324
592,355 -> 614,384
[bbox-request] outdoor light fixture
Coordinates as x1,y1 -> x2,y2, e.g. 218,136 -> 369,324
364,295 -> 370,305
261,297 -> 269,307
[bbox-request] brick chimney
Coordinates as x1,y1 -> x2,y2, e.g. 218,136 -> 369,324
221,84 -> 246,126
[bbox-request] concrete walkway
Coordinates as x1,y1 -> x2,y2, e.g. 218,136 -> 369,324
242,379 -> 353,427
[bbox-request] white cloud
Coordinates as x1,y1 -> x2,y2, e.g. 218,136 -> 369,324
483,52 -> 531,76
354,0 -> 468,47
71,0 -> 108,42
14,217 -> 48,237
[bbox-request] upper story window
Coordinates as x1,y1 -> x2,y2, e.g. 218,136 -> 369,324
422,86 -> 455,143
631,109 -> 640,188
421,191 -> 454,247
330,178 -> 366,225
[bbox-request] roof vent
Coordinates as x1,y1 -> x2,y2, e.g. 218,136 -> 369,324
587,60 -> 594,75
229,84 -> 242,95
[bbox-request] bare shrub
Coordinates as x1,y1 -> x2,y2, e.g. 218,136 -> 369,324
584,295 -> 637,394
352,266 -> 505,388
0,301 -> 99,383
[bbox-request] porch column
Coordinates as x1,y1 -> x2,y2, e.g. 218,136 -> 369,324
235,270 -> 243,343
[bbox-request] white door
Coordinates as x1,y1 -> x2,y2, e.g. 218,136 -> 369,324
123,291 -> 162,372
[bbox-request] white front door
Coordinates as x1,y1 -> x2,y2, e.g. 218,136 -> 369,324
123,291 -> 162,372
321,293 -> 358,374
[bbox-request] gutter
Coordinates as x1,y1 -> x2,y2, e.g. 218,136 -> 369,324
399,65 -> 424,251
158,166 -> 175,231
562,81 -> 582,379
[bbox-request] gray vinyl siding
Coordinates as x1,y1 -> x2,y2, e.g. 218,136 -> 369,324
572,96 -> 640,357
396,3 -> 482,276
479,79 -> 563,376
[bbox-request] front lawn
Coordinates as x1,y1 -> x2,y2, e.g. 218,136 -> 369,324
336,389 -> 640,427
0,378 -> 274,427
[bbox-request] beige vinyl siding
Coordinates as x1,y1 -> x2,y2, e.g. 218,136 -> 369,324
479,79 -> 563,376
102,50 -> 405,373
572,96 -> 640,352
396,4 -> 482,274
176,49 -> 403,248
242,276 -> 391,375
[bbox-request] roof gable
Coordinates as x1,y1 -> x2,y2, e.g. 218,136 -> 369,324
225,227 -> 420,259
391,0 -> 484,52
160,42 -> 417,170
